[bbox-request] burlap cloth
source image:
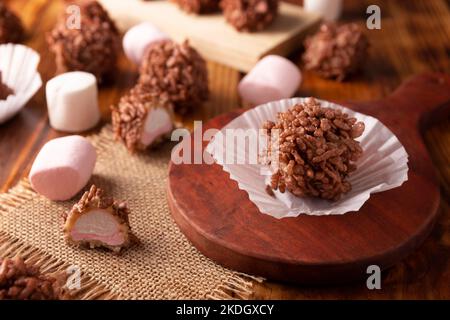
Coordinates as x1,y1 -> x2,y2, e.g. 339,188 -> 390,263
0,126 -> 261,299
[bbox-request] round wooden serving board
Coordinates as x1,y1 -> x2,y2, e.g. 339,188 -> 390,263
167,73 -> 450,284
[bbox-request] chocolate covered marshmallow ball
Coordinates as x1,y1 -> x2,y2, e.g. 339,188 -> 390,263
302,23 -> 369,81
47,0 -> 120,82
0,2 -> 25,44
262,98 -> 365,201
220,0 -> 279,32
138,39 -> 209,115
111,84 -> 174,153
64,185 -> 133,253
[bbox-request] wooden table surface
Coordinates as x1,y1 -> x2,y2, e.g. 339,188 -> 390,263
0,0 -> 449,299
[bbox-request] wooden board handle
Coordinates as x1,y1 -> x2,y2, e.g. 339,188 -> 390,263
167,73 -> 447,284
392,73 -> 450,131
346,73 -> 450,133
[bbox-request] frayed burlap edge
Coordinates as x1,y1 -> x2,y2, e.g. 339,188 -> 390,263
0,126 -> 263,300
0,179 -> 120,300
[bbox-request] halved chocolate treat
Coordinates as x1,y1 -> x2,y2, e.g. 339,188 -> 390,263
64,185 -> 133,253
111,84 -> 174,153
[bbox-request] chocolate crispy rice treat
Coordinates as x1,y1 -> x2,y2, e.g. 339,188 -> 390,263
172,0 -> 220,14
47,0 -> 120,82
138,39 -> 209,115
111,84 -> 173,153
262,98 -> 365,201
0,256 -> 68,300
220,0 -> 279,32
0,2 -> 25,44
303,23 -> 369,81
64,185 -> 133,253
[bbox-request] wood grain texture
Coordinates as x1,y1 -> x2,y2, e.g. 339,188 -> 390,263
0,0 -> 449,299
98,0 -> 321,72
167,73 -> 448,285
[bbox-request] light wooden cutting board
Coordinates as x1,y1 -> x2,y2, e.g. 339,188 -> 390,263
99,0 -> 321,72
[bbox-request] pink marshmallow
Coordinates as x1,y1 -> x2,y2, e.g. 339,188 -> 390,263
123,22 -> 170,66
140,107 -> 173,147
29,135 -> 97,201
238,55 -> 302,106
70,209 -> 125,246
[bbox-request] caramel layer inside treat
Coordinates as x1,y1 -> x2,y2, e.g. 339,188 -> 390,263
64,185 -> 133,253
262,97 -> 365,201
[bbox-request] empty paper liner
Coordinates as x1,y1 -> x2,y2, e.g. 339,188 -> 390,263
0,44 -> 42,124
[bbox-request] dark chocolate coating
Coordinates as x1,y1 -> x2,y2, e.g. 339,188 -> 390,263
47,1 -> 120,82
220,0 -> 279,32
303,23 -> 369,81
0,3 -> 25,44
138,40 -> 209,115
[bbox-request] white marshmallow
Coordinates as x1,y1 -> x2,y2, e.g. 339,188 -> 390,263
238,55 -> 302,106
46,72 -> 100,133
29,135 -> 97,201
140,107 -> 173,147
304,0 -> 342,21
123,22 -> 170,66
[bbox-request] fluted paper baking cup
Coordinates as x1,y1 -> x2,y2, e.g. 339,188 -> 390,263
206,98 -> 409,218
0,44 -> 42,124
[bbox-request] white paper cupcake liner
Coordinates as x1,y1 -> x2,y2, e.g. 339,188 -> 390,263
0,44 -> 42,124
206,98 -> 409,218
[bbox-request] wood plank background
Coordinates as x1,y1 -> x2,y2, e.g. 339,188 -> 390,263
0,0 -> 449,299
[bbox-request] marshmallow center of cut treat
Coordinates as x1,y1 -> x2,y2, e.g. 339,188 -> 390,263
140,107 -> 173,146
70,209 -> 125,246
